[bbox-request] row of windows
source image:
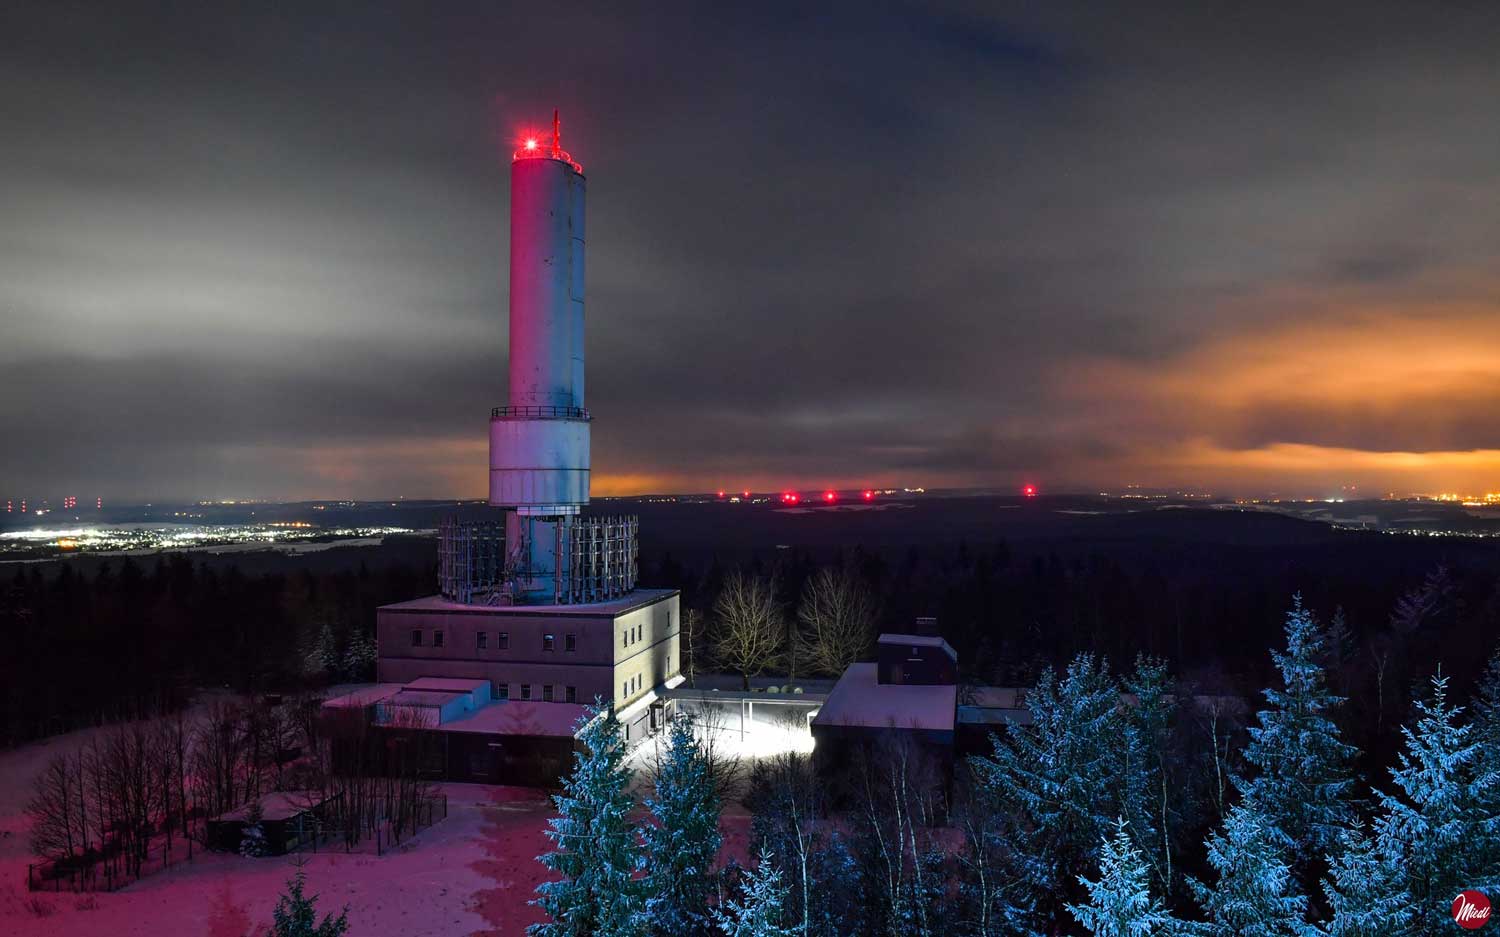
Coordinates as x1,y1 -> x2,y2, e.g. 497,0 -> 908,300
621,672 -> 643,699
410,629 -> 577,652
496,683 -> 577,704
621,611 -> 677,650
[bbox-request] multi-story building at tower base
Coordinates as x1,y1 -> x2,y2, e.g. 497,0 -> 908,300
374,587 -> 681,745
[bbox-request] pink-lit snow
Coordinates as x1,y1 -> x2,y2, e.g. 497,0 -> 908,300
0,710 -> 754,937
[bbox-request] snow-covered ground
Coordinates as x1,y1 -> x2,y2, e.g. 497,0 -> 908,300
0,710 -> 757,937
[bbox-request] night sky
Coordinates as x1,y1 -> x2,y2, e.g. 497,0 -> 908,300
5,2 -> 1500,501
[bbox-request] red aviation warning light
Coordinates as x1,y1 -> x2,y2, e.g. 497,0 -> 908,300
862,489 -> 874,501
512,110 -> 582,173
780,491 -> 800,505
823,490 -> 837,502
716,490 -> 726,498
1022,484 -> 1038,497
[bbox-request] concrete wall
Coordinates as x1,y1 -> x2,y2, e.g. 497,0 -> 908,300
376,592 -> 680,712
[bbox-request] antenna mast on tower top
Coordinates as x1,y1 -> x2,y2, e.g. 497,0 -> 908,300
551,109 -> 561,159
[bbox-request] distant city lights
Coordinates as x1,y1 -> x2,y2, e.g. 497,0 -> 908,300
0,523 -> 414,559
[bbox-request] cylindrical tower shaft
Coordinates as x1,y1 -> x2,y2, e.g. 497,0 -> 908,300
490,119 -> 591,516
508,158 -> 585,408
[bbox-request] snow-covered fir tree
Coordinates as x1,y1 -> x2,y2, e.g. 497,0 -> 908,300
304,623 -> 338,678
970,653 -> 1129,929
1190,803 -> 1315,937
270,869 -> 350,937
1371,671 -> 1499,932
239,800 -> 268,858
1318,826 -> 1412,937
713,847 -> 796,937
1237,595 -> 1357,865
643,716 -> 722,937
531,703 -> 644,937
1067,817 -> 1180,937
1470,646 -> 1500,821
1122,655 -> 1175,890
341,628 -> 377,681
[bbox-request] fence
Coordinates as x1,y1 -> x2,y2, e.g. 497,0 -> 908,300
25,795 -> 448,892
284,794 -> 449,858
27,829 -> 200,894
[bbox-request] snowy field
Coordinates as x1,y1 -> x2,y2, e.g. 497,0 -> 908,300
0,709 -> 760,937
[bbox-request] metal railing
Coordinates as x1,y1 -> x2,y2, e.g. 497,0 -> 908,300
490,405 -> 591,420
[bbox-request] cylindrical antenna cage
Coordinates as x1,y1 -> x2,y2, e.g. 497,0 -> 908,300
438,514 -> 639,605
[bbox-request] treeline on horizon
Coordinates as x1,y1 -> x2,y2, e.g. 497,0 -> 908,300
4,533 -> 1500,767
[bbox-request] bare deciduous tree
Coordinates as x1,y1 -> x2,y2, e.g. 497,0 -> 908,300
796,567 -> 879,677
681,608 -> 706,687
711,572 -> 785,690
26,754 -> 87,863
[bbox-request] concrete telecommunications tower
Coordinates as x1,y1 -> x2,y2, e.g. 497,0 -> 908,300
371,113 -> 680,745
366,113 -> 678,752
440,111 -> 640,605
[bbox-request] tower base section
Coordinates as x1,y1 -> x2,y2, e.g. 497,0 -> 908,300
439,511 -> 638,605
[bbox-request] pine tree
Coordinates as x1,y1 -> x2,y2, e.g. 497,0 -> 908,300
531,704 -> 644,937
1067,818 -> 1180,937
239,799 -> 268,858
1318,826 -> 1412,937
970,654 -> 1126,929
1321,607 -> 1357,698
270,869 -> 350,937
713,847 -> 796,937
1238,596 -> 1357,865
1470,647 -> 1500,819
1122,655 -> 1174,890
1372,671 -> 1499,932
1190,804 -> 1315,937
643,716 -> 723,937
341,629 -> 377,681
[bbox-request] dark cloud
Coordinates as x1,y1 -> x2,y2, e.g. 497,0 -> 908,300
4,1 -> 1500,499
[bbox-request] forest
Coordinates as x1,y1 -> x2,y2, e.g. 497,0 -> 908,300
534,599 -> 1500,936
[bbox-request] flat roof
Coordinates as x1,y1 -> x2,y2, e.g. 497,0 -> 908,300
403,676 -> 489,694
812,663 -> 957,732
387,690 -> 462,707
878,633 -> 958,660
441,700 -> 589,737
322,683 -> 403,709
378,588 -> 678,618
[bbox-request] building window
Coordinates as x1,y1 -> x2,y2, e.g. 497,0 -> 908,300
433,630 -> 444,648
496,683 -> 509,701
566,686 -> 576,703
521,684 -> 532,701
543,685 -> 554,702
565,633 -> 576,652
411,629 -> 422,647
622,631 -> 628,649
498,631 -> 509,649
543,633 -> 555,652
622,681 -> 628,699
477,632 -> 488,650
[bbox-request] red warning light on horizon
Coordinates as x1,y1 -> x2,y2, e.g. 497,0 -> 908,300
823,491 -> 837,502
1022,484 -> 1038,497
780,492 -> 800,505
862,490 -> 875,501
